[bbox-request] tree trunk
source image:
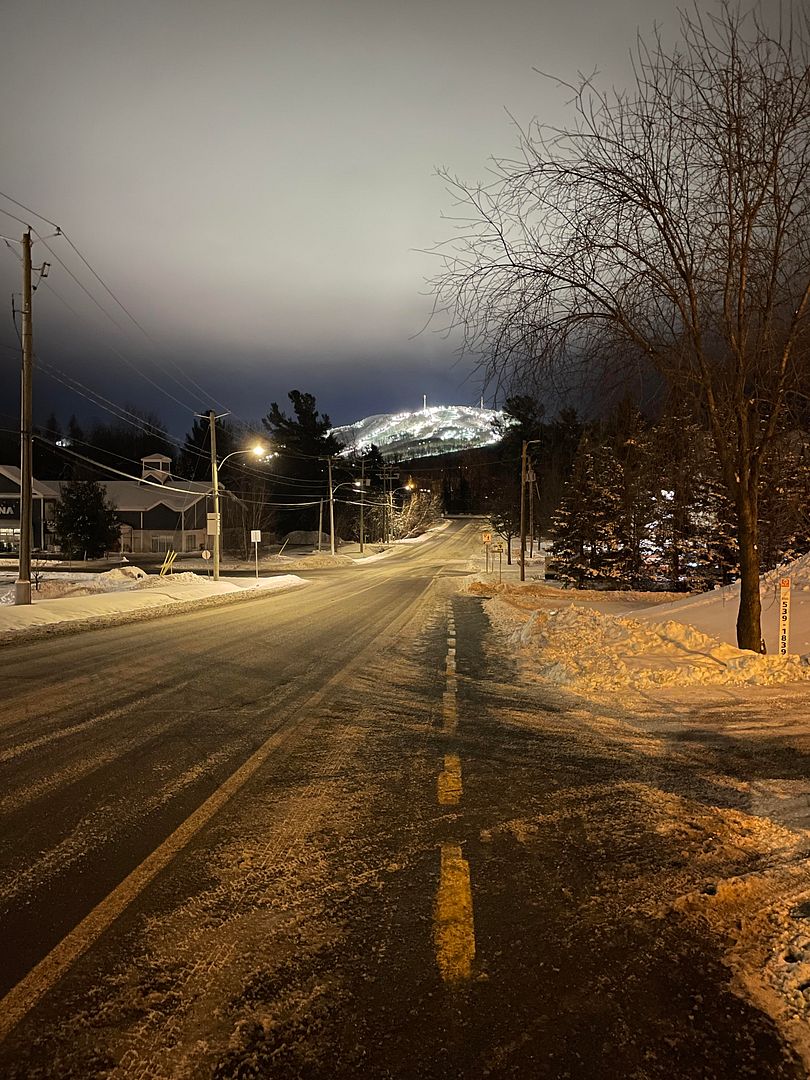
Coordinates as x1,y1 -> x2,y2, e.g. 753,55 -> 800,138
735,487 -> 762,652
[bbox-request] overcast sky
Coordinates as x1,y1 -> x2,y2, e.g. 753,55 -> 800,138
1,0 -> 725,439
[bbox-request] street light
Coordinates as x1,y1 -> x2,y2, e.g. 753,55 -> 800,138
326,478 -> 363,556
210,442 -> 267,582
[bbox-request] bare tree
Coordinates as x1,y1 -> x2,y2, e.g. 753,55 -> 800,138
433,4 -> 810,650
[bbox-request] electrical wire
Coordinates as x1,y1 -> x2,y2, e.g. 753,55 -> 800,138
2,190 -> 352,485
0,193 -> 228,415
0,191 -> 233,414
0,191 -> 59,229
36,437 -> 215,496
0,204 -> 31,229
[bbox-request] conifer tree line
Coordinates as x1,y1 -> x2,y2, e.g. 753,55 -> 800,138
545,398 -> 810,591
19,391 -> 438,555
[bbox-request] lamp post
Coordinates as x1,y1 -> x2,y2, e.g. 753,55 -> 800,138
519,439 -> 541,582
207,424 -> 266,582
329,478 -> 363,555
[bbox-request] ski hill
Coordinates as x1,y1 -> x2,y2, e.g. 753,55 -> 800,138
331,404 -> 506,460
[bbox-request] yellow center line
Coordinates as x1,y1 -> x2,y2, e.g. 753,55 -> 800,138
434,844 -> 476,983
442,695 -> 457,732
437,753 -> 462,805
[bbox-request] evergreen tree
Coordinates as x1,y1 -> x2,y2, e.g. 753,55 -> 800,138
649,410 -> 717,589
606,402 -> 656,588
262,391 -> 341,532
758,430 -> 810,569
54,480 -> 120,559
87,410 -> 172,475
551,435 -> 622,586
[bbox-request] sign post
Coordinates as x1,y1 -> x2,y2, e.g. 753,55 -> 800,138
779,577 -> 791,656
482,531 -> 492,573
251,530 -> 261,579
491,542 -> 504,583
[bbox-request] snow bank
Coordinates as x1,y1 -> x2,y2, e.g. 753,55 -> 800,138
475,550 -> 810,696
630,551 -> 810,655
486,601 -> 809,693
0,571 -> 309,639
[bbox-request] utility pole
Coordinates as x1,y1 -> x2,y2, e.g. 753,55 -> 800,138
208,410 -> 221,581
327,456 -> 335,556
318,498 -> 323,552
528,462 -> 535,558
519,439 -> 541,582
359,455 -> 365,553
519,441 -> 527,582
15,230 -> 34,606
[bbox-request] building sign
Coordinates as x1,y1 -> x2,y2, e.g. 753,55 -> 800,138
779,578 -> 791,656
0,500 -> 18,518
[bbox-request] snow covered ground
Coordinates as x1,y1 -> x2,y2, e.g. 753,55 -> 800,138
471,551 -> 810,696
0,567 -> 308,639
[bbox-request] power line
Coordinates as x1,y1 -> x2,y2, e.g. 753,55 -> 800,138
0,191 -> 59,229
4,190 -> 232,412
0,205 -> 31,229
36,437 -> 214,496
1,192 -> 239,417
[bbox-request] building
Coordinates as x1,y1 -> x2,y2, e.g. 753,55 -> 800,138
0,455 -> 214,555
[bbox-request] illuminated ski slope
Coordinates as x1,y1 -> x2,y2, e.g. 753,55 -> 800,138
331,405 -> 506,460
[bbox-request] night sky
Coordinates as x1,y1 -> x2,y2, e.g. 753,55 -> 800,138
2,0 -> 710,441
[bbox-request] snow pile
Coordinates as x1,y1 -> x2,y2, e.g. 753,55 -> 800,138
630,551 -> 810,655
488,602 -> 809,692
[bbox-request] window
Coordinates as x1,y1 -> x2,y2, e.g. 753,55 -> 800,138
150,535 -> 175,553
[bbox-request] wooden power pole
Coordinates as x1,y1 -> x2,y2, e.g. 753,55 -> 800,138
15,230 -> 34,605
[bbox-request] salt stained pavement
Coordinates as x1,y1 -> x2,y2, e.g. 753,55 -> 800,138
471,554 -> 810,1069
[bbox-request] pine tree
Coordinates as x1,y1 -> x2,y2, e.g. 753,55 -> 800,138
551,435 -> 618,586
261,391 -> 341,533
605,402 -> 656,588
54,480 -> 120,559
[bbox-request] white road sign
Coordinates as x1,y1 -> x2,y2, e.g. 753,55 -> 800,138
779,577 -> 791,656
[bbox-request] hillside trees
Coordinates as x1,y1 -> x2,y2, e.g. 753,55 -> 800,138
434,6 -> 810,649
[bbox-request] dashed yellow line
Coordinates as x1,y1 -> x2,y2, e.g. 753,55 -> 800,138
434,844 -> 476,983
442,691 -> 457,731
437,753 -> 462,805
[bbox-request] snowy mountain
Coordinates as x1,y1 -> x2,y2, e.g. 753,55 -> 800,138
331,404 -> 507,460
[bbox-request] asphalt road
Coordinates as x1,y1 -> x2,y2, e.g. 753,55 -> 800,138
0,519 -> 804,1078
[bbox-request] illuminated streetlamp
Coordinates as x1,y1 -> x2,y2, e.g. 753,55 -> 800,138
211,443 -> 266,581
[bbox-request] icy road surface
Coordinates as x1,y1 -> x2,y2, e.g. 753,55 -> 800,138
0,521 -> 808,1077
